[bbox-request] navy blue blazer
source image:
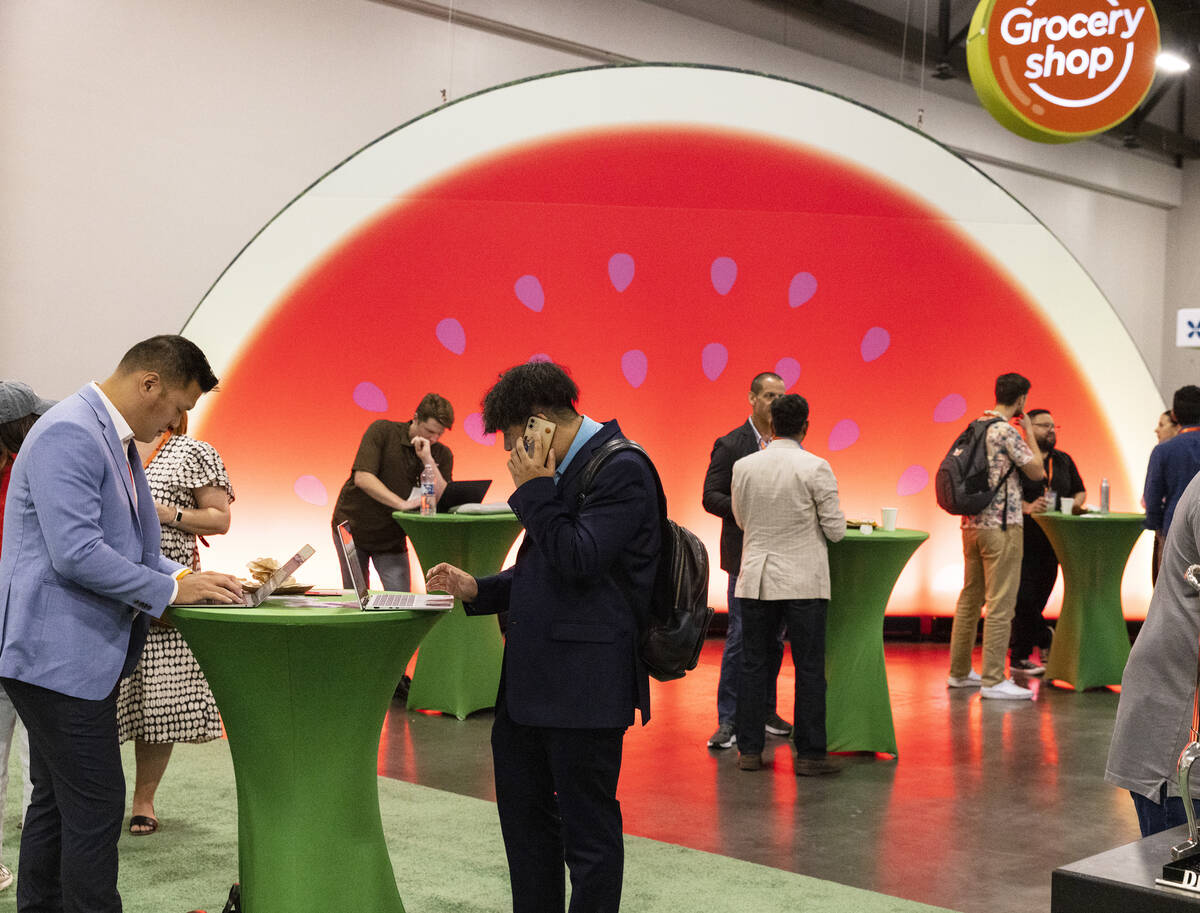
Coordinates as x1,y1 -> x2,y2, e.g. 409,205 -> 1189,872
0,386 -> 180,699
702,420 -> 759,575
467,420 -> 660,729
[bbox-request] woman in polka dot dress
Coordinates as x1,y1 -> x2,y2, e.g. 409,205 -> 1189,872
119,413 -> 233,835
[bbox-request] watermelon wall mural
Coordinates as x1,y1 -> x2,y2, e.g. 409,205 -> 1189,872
183,65 -> 1162,618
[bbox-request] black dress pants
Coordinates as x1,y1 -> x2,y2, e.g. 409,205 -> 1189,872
1,677 -> 125,913
491,695 -> 625,913
737,597 -> 828,758
1011,523 -> 1058,661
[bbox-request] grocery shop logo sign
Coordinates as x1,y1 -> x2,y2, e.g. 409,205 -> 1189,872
967,0 -> 1160,142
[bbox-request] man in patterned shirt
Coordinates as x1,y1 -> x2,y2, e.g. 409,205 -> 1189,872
947,373 -> 1046,700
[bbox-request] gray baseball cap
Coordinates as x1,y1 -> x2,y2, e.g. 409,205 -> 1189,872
0,381 -> 56,424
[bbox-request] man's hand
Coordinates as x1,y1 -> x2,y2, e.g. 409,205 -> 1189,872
425,563 -> 478,601
1024,496 -> 1048,516
173,571 -> 245,605
412,436 -> 431,462
508,433 -> 556,488
1017,412 -> 1036,439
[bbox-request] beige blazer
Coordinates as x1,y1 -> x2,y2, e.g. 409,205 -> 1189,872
731,438 -> 845,600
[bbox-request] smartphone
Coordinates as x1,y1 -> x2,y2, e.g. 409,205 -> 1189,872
523,416 -> 556,465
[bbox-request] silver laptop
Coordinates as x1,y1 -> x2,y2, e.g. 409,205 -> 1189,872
334,521 -> 453,612
175,544 -> 315,607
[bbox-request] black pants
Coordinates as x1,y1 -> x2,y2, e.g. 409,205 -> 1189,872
491,696 -> 625,913
1011,524 -> 1058,661
2,677 -> 125,913
737,598 -> 828,757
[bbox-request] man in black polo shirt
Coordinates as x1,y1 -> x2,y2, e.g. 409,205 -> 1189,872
1010,408 -> 1086,675
331,393 -> 454,592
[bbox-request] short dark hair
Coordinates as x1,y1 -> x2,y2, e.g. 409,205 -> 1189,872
1026,408 -> 1050,421
116,335 -> 218,392
750,372 -> 783,395
1173,386 -> 1200,426
770,394 -> 809,437
0,414 -> 39,456
995,373 -> 1031,407
415,393 -> 454,429
481,362 -> 579,434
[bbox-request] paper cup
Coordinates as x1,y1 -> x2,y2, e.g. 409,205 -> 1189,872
881,507 -> 898,531
859,524 -> 873,535
1060,496 -> 1074,514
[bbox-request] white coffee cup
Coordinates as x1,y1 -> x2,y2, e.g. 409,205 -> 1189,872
1060,496 -> 1074,514
881,507 -> 898,531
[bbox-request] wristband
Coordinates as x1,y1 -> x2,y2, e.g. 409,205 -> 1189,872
174,508 -> 184,525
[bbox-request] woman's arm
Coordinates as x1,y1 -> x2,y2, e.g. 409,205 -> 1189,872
157,485 -> 232,536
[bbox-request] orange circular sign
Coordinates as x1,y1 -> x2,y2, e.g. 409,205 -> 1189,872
967,0 -> 1160,142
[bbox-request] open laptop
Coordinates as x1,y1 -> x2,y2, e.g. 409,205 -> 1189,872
334,521 -> 453,611
175,544 -> 315,607
435,479 -> 491,513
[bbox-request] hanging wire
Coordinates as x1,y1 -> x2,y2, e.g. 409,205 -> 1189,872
899,0 -> 913,81
917,0 -> 931,129
443,0 -> 457,103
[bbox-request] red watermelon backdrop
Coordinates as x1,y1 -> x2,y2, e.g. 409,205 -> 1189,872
185,67 -> 1157,618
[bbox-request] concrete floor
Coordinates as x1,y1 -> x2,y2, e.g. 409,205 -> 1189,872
377,639 -> 1143,913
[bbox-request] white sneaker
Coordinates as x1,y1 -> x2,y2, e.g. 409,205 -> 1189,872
0,861 -> 14,891
947,669 -> 982,688
980,678 -> 1034,700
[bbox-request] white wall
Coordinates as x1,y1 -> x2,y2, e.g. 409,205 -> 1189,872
0,0 -> 1186,399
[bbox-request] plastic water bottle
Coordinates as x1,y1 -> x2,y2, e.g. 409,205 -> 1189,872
1100,478 -> 1110,514
420,464 -> 436,516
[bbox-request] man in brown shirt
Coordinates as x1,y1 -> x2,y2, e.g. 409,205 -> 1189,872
331,393 -> 454,591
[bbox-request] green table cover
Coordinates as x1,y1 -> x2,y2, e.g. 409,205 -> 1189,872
170,600 -> 442,913
392,511 -> 524,719
826,528 -> 928,757
1034,511 -> 1145,689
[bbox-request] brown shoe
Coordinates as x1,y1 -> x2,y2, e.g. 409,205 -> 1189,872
794,757 -> 841,776
737,752 -> 763,771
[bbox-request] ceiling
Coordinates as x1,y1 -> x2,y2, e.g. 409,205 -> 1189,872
774,0 -> 1200,161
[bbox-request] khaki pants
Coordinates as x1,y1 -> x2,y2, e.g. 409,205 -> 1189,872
949,526 -> 1024,686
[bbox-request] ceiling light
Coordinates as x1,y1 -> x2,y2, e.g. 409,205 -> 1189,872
1156,51 -> 1191,74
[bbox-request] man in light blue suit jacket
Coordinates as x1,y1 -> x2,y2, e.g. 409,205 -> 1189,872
0,336 -> 242,913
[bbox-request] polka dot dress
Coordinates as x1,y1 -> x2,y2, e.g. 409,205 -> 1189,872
117,434 -> 234,744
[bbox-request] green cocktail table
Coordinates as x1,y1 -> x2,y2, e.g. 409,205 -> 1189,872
826,528 -> 928,757
393,511 -> 524,719
171,600 -> 442,913
1034,511 -> 1145,689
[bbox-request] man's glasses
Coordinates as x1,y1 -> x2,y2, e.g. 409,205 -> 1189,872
1031,422 -> 1060,430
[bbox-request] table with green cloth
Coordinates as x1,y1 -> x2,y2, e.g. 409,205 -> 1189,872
1033,511 -> 1145,689
393,511 -> 524,719
826,527 -> 928,757
170,600 -> 443,913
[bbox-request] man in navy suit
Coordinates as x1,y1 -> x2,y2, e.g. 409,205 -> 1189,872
426,362 -> 660,913
0,335 -> 243,913
701,371 -> 791,750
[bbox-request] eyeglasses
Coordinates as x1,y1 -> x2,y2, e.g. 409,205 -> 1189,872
1031,422 -> 1060,430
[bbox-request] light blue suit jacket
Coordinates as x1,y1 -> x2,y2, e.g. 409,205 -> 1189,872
0,385 -> 182,699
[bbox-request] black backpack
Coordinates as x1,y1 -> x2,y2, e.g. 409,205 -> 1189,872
934,417 -> 1015,517
578,438 -> 713,682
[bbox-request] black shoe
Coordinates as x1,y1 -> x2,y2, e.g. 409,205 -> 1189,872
394,674 -> 412,701
795,757 -> 841,776
1011,657 -> 1045,676
706,723 -> 736,749
737,752 -> 763,770
765,713 -> 792,737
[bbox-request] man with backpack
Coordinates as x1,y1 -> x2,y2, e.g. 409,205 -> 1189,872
424,361 -> 660,913
946,373 -> 1045,700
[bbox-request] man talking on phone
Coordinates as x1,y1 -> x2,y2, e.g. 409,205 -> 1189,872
426,361 -> 660,913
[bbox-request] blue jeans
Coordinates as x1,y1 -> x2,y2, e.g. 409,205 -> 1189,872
737,598 -> 828,757
331,526 -> 411,592
716,574 -> 782,724
1132,783 -> 1200,837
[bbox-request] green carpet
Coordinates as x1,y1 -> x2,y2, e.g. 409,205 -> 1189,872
0,740 -> 957,913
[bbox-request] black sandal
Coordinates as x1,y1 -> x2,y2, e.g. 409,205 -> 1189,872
129,814 -> 159,836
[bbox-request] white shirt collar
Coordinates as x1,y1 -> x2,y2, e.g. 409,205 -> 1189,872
90,382 -> 135,447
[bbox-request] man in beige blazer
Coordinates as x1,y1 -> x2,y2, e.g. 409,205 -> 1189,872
731,393 -> 845,775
